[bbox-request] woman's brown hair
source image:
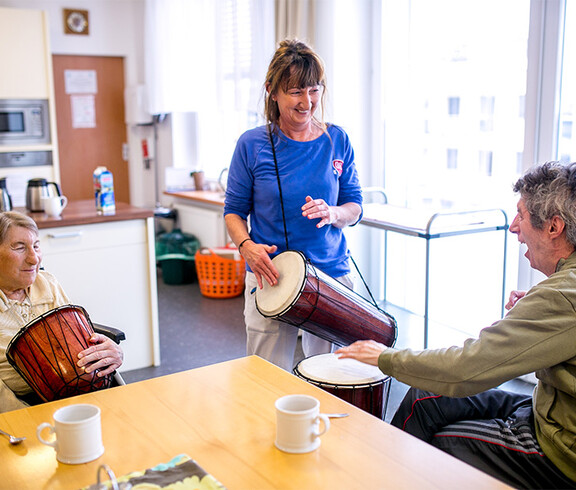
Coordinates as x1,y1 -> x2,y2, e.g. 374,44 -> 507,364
264,39 -> 327,133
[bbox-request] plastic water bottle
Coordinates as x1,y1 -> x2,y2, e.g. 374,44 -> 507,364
93,166 -> 116,215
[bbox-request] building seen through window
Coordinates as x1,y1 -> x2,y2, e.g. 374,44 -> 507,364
380,0 -> 530,211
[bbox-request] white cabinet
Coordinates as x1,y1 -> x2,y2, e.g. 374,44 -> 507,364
38,218 -> 160,372
173,202 -> 228,248
0,8 -> 51,99
0,7 -> 60,185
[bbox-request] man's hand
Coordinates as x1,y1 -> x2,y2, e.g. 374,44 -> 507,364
334,340 -> 387,366
505,290 -> 526,310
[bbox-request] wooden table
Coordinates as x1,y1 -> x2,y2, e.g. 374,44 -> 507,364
0,356 -> 508,489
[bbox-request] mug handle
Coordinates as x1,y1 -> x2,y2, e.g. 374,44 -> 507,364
37,423 -> 57,449
60,196 -> 68,209
313,414 -> 330,438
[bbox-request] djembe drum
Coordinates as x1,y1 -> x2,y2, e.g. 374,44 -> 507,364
6,304 -> 113,403
255,250 -> 397,347
294,353 -> 391,419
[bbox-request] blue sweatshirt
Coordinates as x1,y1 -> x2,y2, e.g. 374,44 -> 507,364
224,124 -> 363,277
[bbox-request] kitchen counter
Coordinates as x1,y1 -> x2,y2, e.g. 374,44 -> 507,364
164,190 -> 225,207
163,190 -> 228,247
16,199 -> 153,229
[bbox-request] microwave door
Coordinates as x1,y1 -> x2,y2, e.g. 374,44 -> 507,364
0,99 -> 50,145
0,111 -> 25,134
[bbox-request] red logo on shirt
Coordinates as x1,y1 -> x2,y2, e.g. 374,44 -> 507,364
332,159 -> 343,176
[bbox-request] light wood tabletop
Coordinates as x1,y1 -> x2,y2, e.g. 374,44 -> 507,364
0,356 -> 509,489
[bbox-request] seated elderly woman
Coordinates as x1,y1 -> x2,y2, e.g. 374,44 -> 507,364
0,211 -> 123,412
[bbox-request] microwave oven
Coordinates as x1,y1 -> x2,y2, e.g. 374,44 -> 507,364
0,99 -> 51,146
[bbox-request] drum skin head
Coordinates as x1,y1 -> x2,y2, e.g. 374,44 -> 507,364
294,353 -> 390,419
296,353 -> 385,386
256,251 -> 306,317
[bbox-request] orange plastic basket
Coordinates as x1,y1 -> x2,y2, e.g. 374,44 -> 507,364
195,247 -> 246,298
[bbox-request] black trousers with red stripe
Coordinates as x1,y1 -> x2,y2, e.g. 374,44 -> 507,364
391,388 -> 576,489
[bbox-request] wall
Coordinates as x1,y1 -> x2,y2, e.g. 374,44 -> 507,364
0,0 -> 156,208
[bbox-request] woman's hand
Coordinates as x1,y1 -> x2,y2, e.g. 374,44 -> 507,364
301,195 -> 335,228
241,241 -> 279,289
77,333 -> 124,377
505,290 -> 526,310
334,340 -> 387,366
302,196 -> 361,229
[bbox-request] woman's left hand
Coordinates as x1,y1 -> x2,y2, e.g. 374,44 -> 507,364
302,196 -> 362,229
77,333 -> 124,377
302,195 -> 335,228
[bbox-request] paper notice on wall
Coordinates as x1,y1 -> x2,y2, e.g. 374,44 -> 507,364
64,70 -> 98,94
71,95 -> 96,128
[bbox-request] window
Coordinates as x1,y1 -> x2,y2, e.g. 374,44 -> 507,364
368,0 -> 531,344
144,0 -> 274,177
199,0 -> 273,177
479,95 -> 495,132
379,0 -> 529,210
447,97 -> 460,116
561,121 -> 573,139
479,150 -> 493,175
446,148 -> 458,169
558,0 -> 576,163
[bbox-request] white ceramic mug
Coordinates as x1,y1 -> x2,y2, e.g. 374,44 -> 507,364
42,195 -> 68,217
37,404 -> 104,464
275,394 -> 330,453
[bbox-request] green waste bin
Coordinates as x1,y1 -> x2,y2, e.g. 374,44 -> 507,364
156,229 -> 200,285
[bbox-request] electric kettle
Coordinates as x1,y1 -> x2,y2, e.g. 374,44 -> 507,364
0,178 -> 13,212
26,178 -> 62,212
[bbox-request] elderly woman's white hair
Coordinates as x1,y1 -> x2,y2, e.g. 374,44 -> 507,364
0,212 -> 38,244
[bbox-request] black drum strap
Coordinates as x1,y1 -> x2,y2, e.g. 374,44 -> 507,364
267,124 -> 385,317
268,124 -> 290,251
349,255 -> 387,314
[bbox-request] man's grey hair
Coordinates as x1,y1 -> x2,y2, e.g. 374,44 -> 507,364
513,161 -> 576,246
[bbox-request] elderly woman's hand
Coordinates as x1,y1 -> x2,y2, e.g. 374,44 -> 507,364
77,333 -> 124,377
334,340 -> 387,366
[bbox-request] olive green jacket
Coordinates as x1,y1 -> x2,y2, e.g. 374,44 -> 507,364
378,252 -> 576,482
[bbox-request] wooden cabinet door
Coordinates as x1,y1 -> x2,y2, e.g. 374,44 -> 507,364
52,55 -> 130,204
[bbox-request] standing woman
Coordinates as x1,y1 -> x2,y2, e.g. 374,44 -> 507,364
224,39 -> 363,371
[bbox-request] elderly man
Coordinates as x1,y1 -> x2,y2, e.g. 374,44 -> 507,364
336,161 -> 576,489
0,211 -> 123,412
